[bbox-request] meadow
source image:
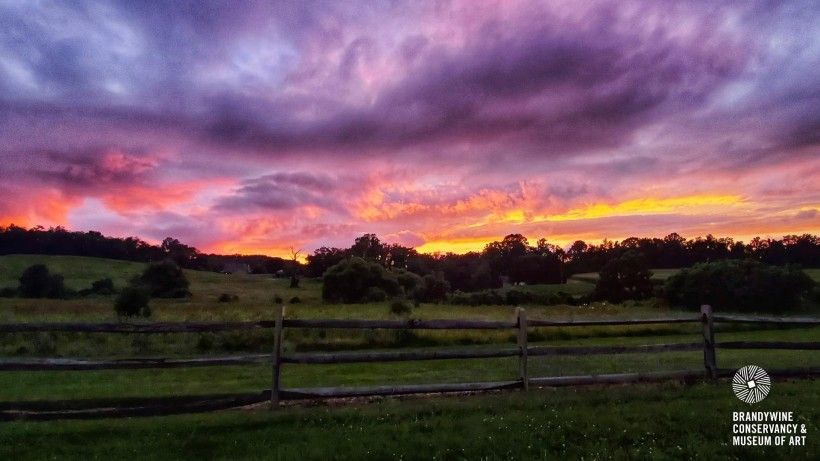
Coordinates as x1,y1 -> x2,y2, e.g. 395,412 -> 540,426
0,254 -> 818,459
2,381 -> 817,459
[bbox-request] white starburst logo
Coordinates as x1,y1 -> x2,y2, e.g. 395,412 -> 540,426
732,365 -> 771,404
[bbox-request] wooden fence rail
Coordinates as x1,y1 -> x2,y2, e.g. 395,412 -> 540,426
1,305 -> 818,420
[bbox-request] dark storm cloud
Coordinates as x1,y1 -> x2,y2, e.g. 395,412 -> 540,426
214,172 -> 353,212
200,3 -> 748,155
0,0 -> 769,157
31,148 -> 158,189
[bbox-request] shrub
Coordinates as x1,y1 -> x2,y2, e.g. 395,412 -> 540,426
594,251 -> 654,303
289,296 -> 301,304
664,260 -> 814,312
0,287 -> 16,298
114,286 -> 151,318
390,298 -> 413,316
136,260 -> 191,298
395,269 -> 423,295
80,278 -> 116,297
274,295 -> 283,304
218,293 -> 239,302
365,287 -> 388,302
322,257 -> 401,303
18,264 -> 68,299
419,273 -> 450,302
448,289 -> 505,306
91,278 -> 115,294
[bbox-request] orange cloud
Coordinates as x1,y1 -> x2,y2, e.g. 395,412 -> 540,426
415,237 -> 499,254
539,195 -> 745,222
0,188 -> 79,228
99,178 -> 235,213
353,187 -> 519,222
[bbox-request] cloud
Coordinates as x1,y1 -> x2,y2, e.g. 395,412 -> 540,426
0,0 -> 818,257
214,172 -> 365,213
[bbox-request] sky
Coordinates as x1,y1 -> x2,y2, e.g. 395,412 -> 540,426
0,0 -> 818,258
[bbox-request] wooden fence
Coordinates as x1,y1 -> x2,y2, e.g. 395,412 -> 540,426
1,305 -> 818,420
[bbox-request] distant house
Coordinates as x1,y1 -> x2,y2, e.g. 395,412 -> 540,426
223,261 -> 251,274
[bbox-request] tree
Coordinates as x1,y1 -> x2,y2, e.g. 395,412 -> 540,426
18,264 -> 68,299
664,260 -> 814,312
289,247 -> 303,288
322,257 -> 402,303
420,272 -> 450,302
160,237 -> 198,266
306,246 -> 347,277
594,251 -> 654,303
351,234 -> 386,263
135,260 -> 191,298
508,254 -> 563,285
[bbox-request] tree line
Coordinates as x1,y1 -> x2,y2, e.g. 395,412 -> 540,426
0,225 -> 294,274
308,232 -> 820,291
2,225 -> 818,293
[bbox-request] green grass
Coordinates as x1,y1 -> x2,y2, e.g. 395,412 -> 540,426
0,254 -> 148,291
0,254 -> 709,357
0,253 -> 817,358
2,328 -> 817,402
1,380 -> 817,460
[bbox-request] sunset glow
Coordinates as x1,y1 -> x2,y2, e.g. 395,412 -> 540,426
0,1 -> 818,256
542,195 -> 746,222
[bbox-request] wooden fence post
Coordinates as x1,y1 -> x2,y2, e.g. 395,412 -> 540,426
516,307 -> 528,390
271,304 -> 284,408
701,304 -> 716,379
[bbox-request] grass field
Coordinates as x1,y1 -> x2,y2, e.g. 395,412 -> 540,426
0,254 -> 714,357
0,254 -> 818,459
569,268 -> 682,284
1,380 -> 817,460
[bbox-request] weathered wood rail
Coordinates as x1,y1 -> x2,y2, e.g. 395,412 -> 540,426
1,305 -> 818,420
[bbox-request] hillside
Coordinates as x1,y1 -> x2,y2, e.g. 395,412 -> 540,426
0,255 -> 148,290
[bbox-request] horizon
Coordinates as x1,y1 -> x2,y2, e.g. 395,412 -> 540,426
1,1 -> 818,260
1,223 -> 814,260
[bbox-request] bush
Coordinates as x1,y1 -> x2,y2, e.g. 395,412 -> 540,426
390,298 -> 413,316
18,264 -> 68,299
79,278 -> 116,297
365,287 -> 388,302
664,260 -> 814,312
419,273 -> 450,302
395,269 -> 423,295
449,289 -> 503,306
218,293 -> 239,302
114,286 -> 151,318
289,296 -> 301,304
274,295 -> 283,304
322,257 -> 401,303
594,251 -> 654,303
135,260 -> 190,298
91,278 -> 115,294
0,287 -> 16,298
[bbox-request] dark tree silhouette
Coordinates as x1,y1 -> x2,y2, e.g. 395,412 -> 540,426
18,264 -> 68,299
135,260 -> 191,298
593,251 -> 654,303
